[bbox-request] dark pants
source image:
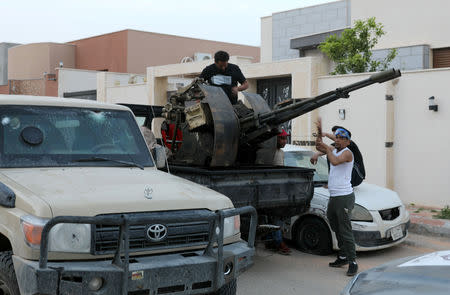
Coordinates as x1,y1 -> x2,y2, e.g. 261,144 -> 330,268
327,193 -> 356,261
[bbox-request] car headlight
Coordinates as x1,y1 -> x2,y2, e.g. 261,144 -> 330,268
223,215 -> 240,239
351,204 -> 373,222
20,215 -> 91,253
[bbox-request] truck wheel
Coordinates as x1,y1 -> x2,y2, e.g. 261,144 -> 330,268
209,279 -> 237,295
0,251 -> 20,295
295,218 -> 332,255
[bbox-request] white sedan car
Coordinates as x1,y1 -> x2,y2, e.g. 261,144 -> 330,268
282,144 -> 410,255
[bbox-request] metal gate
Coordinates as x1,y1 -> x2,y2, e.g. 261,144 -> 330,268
257,77 -> 292,142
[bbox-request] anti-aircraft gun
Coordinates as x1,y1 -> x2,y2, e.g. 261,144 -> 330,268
160,68 -> 401,167
126,68 -> 401,241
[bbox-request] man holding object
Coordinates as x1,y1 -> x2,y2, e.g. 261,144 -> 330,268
315,119 -> 358,276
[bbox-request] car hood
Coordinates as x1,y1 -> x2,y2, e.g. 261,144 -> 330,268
314,182 -> 403,210
0,168 -> 233,217
344,251 -> 450,295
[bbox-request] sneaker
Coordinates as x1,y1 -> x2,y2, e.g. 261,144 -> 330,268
278,243 -> 292,255
329,257 -> 348,267
278,247 -> 291,255
347,261 -> 358,276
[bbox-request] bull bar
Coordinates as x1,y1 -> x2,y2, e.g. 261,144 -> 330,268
20,206 -> 256,295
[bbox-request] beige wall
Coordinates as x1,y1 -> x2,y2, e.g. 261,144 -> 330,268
97,72 -> 147,104
318,73 -> 389,187
57,68 -> 98,97
318,69 -> 450,208
351,0 -> 450,50
393,69 -> 450,208
8,43 -> 75,80
127,30 -> 260,74
260,16 -> 273,63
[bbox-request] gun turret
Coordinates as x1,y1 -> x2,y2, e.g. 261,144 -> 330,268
160,69 -> 401,167
239,68 -> 401,145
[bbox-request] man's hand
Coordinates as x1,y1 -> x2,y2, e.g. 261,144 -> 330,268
231,86 -> 238,97
310,153 -> 319,165
315,117 -> 322,139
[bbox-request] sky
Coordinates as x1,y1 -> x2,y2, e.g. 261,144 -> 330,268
0,0 -> 336,46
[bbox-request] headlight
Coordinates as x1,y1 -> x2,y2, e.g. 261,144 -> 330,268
223,215 -> 240,238
20,215 -> 91,253
48,223 -> 91,253
351,204 -> 373,222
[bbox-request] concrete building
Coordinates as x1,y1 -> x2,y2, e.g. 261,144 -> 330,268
69,29 -> 260,74
5,29 -> 260,97
262,0 -> 450,71
0,43 -> 20,94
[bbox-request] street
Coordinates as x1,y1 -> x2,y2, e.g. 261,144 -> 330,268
237,234 -> 450,295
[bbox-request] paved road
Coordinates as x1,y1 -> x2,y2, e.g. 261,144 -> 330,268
237,236 -> 445,295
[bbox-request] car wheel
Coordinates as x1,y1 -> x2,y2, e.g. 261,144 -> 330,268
295,217 -> 332,255
0,251 -> 20,295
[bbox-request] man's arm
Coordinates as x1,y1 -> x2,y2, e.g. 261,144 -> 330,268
238,80 -> 249,91
232,66 -> 248,96
323,132 -> 336,141
310,151 -> 325,165
199,66 -> 210,80
316,142 -> 353,165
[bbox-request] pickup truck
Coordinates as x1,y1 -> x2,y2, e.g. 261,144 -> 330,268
0,95 -> 256,295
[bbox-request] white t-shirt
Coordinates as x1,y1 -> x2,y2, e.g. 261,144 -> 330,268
273,149 -> 284,166
328,147 -> 354,197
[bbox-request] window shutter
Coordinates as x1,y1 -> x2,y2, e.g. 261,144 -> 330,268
433,48 -> 450,68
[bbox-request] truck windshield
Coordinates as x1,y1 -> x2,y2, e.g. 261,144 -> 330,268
0,106 -> 153,168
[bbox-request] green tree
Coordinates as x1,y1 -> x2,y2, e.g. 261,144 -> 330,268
319,17 -> 397,75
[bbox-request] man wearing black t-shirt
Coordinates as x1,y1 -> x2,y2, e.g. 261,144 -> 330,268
199,50 -> 248,104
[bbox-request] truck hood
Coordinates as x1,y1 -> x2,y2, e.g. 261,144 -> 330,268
0,168 -> 233,216
314,182 -> 403,211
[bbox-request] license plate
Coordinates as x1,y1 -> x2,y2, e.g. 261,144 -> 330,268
390,225 -> 403,240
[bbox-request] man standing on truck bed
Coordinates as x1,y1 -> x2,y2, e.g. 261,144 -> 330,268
315,122 -> 358,277
200,50 -> 249,104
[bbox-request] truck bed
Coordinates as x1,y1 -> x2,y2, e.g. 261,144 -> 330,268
168,165 -> 315,217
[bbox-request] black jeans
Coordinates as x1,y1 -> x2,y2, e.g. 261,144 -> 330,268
327,193 -> 356,261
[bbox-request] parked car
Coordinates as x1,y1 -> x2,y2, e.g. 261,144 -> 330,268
282,144 -> 410,255
341,250 -> 450,295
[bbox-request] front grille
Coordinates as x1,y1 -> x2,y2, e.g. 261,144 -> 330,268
379,207 -> 400,220
92,211 -> 211,255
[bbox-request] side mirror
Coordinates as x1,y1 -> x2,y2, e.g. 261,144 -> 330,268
152,146 -> 166,169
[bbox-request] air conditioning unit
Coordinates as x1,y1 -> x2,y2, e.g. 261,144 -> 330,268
194,52 -> 212,62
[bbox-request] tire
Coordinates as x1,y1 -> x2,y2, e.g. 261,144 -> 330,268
0,251 -> 20,295
295,217 -> 332,255
208,279 -> 237,295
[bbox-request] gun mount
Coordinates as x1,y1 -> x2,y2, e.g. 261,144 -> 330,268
160,68 -> 401,167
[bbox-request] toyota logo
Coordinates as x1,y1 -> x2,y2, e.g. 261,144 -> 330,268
146,224 -> 168,242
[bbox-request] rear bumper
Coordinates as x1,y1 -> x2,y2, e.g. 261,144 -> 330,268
13,242 -> 254,295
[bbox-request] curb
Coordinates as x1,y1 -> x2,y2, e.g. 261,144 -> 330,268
403,233 -> 450,251
408,215 -> 450,239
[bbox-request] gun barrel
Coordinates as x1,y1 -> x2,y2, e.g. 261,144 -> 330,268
240,68 -> 401,133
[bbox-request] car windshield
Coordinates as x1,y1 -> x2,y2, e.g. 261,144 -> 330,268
0,106 -> 153,168
284,150 -> 328,182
